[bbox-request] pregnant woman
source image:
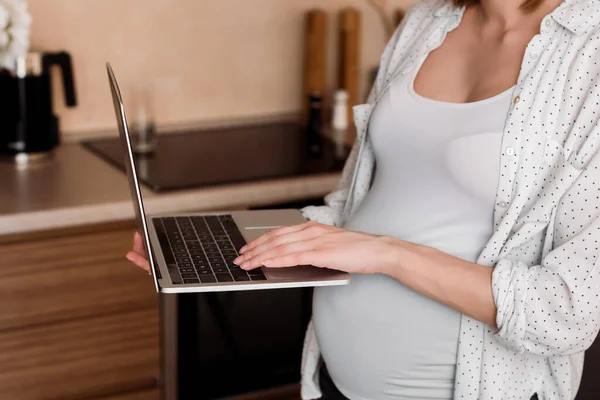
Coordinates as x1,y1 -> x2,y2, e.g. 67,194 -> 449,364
127,0 -> 600,398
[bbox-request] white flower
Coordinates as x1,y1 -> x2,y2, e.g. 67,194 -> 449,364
0,4 -> 9,32
0,31 -> 8,48
0,0 -> 32,72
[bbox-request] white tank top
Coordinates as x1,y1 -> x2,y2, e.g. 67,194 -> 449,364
312,67 -> 514,400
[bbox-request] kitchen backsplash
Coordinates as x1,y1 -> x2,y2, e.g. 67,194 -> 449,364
29,0 -> 416,138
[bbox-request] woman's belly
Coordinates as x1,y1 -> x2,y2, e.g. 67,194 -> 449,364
311,143 -> 495,399
313,273 -> 461,400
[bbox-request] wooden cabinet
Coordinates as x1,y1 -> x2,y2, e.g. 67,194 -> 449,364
0,222 -> 159,400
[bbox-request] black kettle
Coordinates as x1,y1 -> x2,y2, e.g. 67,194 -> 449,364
0,51 -> 77,157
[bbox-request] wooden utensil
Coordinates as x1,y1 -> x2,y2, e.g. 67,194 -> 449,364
303,9 -> 328,124
338,8 -> 361,129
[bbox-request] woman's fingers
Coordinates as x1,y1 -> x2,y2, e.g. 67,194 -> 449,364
240,222 -> 318,254
133,232 -> 146,256
236,224 -> 329,265
240,239 -> 319,270
261,250 -> 325,270
126,251 -> 151,274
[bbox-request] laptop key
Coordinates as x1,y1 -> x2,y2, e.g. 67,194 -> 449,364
250,273 -> 267,281
213,267 -> 228,274
247,268 -> 264,275
232,272 -> 250,281
198,269 -> 212,275
179,267 -> 195,273
169,272 -> 183,285
200,275 -> 217,284
194,260 -> 210,267
215,273 -> 233,282
219,215 -> 234,223
229,266 -> 245,274
181,273 -> 197,279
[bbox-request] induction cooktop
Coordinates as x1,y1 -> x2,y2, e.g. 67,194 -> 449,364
83,122 -> 349,192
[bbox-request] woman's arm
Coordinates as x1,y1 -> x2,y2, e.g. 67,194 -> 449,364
489,156 -> 600,356
379,239 -> 498,328
237,153 -> 600,357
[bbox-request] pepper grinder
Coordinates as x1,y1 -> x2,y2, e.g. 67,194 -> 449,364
331,89 -> 349,159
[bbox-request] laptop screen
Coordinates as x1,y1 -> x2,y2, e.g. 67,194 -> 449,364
106,63 -> 161,292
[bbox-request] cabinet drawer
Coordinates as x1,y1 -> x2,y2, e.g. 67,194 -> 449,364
0,308 -> 159,400
105,388 -> 159,400
0,227 -> 156,331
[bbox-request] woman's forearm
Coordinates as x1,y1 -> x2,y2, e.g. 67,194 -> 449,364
380,238 -> 498,328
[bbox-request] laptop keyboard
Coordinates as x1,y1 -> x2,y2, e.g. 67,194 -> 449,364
153,215 -> 267,285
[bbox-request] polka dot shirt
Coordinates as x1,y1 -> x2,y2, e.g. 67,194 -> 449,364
300,1 -> 600,399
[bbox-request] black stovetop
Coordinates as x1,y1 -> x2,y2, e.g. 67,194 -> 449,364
83,122 -> 349,192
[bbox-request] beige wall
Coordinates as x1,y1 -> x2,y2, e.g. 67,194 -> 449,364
29,0 -> 416,138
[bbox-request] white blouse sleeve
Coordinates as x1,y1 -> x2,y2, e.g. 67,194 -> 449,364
492,149 -> 600,357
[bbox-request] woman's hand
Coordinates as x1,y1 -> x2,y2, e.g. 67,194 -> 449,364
235,221 -> 498,327
126,232 -> 151,275
234,221 -> 402,274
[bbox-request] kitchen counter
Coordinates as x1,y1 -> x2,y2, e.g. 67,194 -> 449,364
0,144 -> 341,236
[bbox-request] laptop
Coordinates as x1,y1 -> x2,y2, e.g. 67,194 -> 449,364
107,63 -> 350,293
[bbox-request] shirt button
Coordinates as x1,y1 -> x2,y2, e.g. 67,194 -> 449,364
505,148 -> 516,156
545,18 -> 552,28
499,201 -> 509,208
513,95 -> 521,104
530,52 -> 538,59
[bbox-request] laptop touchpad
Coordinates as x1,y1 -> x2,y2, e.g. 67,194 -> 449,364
264,265 -> 332,281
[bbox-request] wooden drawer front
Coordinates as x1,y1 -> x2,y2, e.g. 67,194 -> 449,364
0,228 -> 157,331
0,308 -> 159,400
104,388 -> 159,400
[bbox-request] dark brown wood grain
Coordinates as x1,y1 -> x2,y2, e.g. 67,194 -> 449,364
104,388 -> 159,400
0,222 -> 159,399
303,9 -> 328,124
338,8 -> 361,136
0,309 -> 159,400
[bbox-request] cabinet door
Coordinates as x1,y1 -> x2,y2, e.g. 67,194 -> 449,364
0,222 -> 159,399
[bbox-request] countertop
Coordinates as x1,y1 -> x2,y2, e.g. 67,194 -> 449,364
0,144 -> 341,236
